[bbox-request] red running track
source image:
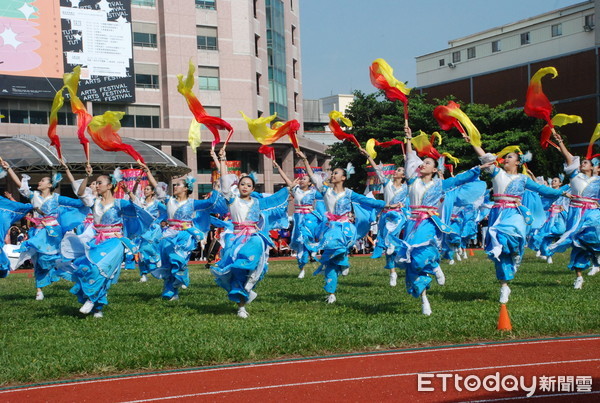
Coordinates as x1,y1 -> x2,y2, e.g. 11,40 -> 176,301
1,336 -> 599,402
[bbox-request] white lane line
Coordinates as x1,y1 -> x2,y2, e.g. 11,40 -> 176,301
118,358 -> 600,402
2,337 -> 598,394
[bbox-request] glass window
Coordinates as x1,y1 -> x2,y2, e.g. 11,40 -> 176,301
135,74 -> 159,89
439,58 -> 445,67
195,0 -> 216,10
492,40 -> 501,53
551,23 -> 562,37
133,32 -> 157,48
585,14 -> 595,30
198,66 -> 220,91
452,51 -> 461,63
520,32 -> 530,45
29,111 -> 48,124
467,47 -> 476,59
197,26 -> 218,50
132,0 -> 155,6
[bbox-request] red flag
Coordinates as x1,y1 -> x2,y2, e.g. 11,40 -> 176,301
177,61 -> 233,147
87,111 -> 145,163
258,145 -> 275,160
374,139 -> 404,148
524,67 -> 557,126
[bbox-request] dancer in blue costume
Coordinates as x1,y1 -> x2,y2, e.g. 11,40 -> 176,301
301,150 -> 386,304
144,165 -> 225,301
210,148 -> 290,318
530,175 -> 569,264
548,132 -> 600,288
272,158 -> 324,279
468,142 -> 565,303
125,169 -> 167,283
360,147 -> 409,287
0,187 -> 33,277
393,127 -> 491,315
67,166 -> 153,317
1,160 -> 88,300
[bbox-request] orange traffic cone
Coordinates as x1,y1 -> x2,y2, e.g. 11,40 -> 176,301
497,304 -> 512,331
468,249 -> 475,256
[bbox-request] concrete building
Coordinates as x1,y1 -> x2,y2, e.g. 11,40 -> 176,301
0,0 -> 328,195
415,0 -> 598,148
303,94 -> 354,146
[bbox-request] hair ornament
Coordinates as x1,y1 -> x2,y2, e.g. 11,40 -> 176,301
110,167 -> 123,186
345,162 -> 355,178
520,151 -> 533,164
51,172 -> 63,188
184,174 -> 197,189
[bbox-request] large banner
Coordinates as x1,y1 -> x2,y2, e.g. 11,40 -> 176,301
0,0 -> 135,102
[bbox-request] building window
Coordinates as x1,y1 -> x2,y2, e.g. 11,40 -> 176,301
198,66 -> 220,91
291,25 -> 296,45
292,58 -> 297,78
256,73 -> 261,95
134,64 -> 159,89
204,106 -> 221,117
290,0 -> 293,11
520,32 -> 530,45
294,92 -> 298,112
491,40 -> 501,53
585,14 -> 595,30
551,23 -> 562,37
93,104 -> 160,129
452,51 -> 461,63
132,22 -> 158,48
439,58 -> 445,67
0,100 -> 75,125
197,26 -> 218,50
195,0 -> 216,10
132,0 -> 155,6
467,47 -> 476,59
255,34 -> 260,57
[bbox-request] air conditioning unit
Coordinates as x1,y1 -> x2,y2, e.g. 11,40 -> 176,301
447,62 -> 456,68
584,24 -> 594,32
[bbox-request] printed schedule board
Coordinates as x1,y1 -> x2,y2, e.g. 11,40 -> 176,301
0,0 -> 135,103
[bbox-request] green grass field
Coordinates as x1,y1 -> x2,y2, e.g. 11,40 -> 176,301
0,250 -> 598,386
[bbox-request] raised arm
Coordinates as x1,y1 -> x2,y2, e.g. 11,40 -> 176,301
77,164 -> 93,197
404,126 -> 413,155
1,160 -> 22,188
272,159 -> 294,188
139,161 -> 158,189
552,130 -> 574,166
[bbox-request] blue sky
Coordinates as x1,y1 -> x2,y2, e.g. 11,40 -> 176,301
300,0 -> 584,99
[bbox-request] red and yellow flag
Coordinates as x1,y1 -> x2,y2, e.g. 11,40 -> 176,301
411,131 -> 442,160
177,60 -> 234,147
87,111 -> 145,163
434,101 -> 481,147
586,123 -> 600,160
369,58 -> 411,121
241,112 -> 300,149
63,66 -> 92,162
524,67 -> 557,126
329,110 -> 360,148
540,114 -> 582,149
47,88 -> 65,160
